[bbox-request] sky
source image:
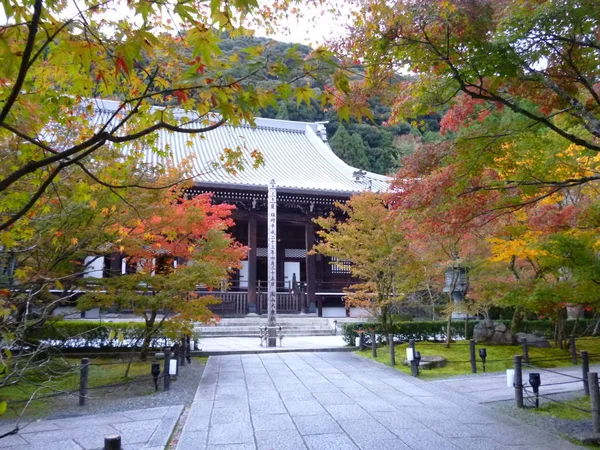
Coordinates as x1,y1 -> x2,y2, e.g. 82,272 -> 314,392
0,0 -> 351,49
258,5 -> 348,46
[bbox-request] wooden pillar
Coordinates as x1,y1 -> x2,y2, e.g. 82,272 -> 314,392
305,221 -> 317,314
108,253 -> 122,277
248,217 -> 258,314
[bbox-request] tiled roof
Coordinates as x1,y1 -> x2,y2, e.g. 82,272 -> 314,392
91,99 -> 390,195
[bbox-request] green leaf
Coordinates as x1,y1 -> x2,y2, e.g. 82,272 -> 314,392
0,401 -> 6,416
294,85 -> 316,107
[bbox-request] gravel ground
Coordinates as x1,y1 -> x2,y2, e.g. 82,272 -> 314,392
489,391 -> 595,446
40,357 -> 205,420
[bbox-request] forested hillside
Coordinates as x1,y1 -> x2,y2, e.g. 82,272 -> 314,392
218,35 -> 443,175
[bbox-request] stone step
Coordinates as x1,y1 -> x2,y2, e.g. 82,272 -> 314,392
195,324 -> 332,332
196,330 -> 335,337
208,320 -> 331,327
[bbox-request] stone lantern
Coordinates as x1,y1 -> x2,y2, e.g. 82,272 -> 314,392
443,265 -> 469,303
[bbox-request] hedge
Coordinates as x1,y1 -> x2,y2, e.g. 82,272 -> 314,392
29,321 -> 171,349
341,319 -> 599,345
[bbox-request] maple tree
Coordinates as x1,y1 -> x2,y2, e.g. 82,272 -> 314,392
0,168 -> 245,423
79,186 -> 246,360
335,0 -> 600,199
322,0 -> 600,339
0,0 -> 336,247
313,192 -> 422,330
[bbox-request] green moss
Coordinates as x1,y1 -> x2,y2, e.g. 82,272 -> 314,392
533,396 -> 591,421
1,357 -> 152,419
356,337 -> 600,380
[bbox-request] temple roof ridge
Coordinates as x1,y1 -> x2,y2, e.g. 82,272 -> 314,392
86,97 -> 390,195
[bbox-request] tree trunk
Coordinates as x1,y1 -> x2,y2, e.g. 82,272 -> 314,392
554,308 -> 567,349
140,311 -> 158,361
445,312 -> 452,348
510,306 -> 525,335
381,304 -> 390,333
592,315 -> 600,336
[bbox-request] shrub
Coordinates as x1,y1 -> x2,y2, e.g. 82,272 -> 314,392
28,320 -> 170,349
341,319 -> 599,345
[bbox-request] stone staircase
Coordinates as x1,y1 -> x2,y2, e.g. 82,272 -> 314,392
195,316 -> 335,338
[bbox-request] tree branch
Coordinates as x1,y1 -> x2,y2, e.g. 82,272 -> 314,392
0,0 -> 43,125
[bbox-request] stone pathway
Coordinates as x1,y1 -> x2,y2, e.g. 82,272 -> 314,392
176,352 -> 581,450
196,336 -> 348,354
0,405 -> 182,450
430,363 -> 600,404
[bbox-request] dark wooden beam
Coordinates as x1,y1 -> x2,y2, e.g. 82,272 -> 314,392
305,221 -> 317,315
247,217 -> 257,314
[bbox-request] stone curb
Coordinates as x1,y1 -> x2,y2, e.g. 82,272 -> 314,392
193,346 -> 356,356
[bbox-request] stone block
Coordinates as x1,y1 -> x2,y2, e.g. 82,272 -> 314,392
473,319 -> 513,345
284,400 -> 326,416
515,332 -> 551,348
251,414 -> 295,432
303,433 -> 359,450
176,430 -> 208,450
293,415 -> 343,435
254,429 -> 306,450
208,422 -> 254,445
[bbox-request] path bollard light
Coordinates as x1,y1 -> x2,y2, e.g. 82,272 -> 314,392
151,363 -> 160,391
479,348 -> 487,372
529,372 -> 541,408
104,435 -> 121,450
414,351 -> 422,376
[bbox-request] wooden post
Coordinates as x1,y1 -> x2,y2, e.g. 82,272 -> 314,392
163,349 -> 171,391
514,355 -> 523,408
305,221 -> 317,314
371,331 -> 377,358
359,332 -> 365,351
582,351 -> 590,396
180,338 -> 186,367
409,339 -> 418,377
469,339 -> 477,374
79,358 -> 89,407
522,338 -> 530,364
590,372 -> 600,433
389,334 -> 395,366
570,335 -> 578,365
248,217 -> 257,314
104,435 -> 121,450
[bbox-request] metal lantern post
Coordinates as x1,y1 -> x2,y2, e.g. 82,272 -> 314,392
267,179 -> 278,347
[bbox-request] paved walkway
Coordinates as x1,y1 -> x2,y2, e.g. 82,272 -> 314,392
196,336 -> 348,354
176,352 -> 580,450
430,363 -> 599,404
0,405 -> 182,450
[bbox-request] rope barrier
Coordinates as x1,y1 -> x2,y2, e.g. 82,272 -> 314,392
522,364 -> 585,380
539,380 -> 582,387
7,374 -> 163,404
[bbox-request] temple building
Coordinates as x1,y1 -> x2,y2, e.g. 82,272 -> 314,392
88,100 -> 389,318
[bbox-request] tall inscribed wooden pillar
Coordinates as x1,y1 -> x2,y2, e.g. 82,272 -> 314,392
305,221 -> 317,314
247,216 -> 257,314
